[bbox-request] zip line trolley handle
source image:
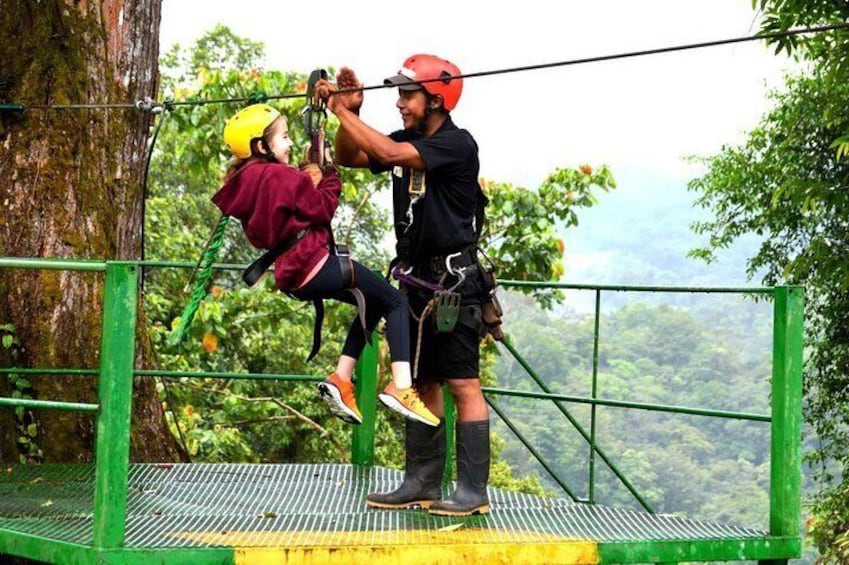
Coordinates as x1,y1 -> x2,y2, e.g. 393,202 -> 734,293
300,68 -> 328,138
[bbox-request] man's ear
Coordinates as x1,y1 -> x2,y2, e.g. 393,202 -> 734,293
430,95 -> 444,110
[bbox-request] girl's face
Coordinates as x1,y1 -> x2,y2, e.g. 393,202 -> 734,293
265,118 -> 293,164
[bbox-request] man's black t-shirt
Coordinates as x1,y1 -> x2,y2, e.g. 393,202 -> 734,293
369,115 -> 484,263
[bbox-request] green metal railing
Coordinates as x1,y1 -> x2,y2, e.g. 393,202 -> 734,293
0,257 -> 804,560
488,281 -> 792,515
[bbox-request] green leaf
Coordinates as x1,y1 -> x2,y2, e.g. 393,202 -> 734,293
2,335 -> 12,349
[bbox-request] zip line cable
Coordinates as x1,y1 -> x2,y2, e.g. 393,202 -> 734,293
359,21 -> 849,92
1,21 -> 846,113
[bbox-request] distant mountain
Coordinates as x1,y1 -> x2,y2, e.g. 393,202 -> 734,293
558,164 -> 764,312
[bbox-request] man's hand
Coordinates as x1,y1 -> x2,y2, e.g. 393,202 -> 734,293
315,67 -> 363,115
336,67 -> 363,113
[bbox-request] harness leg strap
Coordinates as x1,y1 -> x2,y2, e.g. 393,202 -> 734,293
305,249 -> 372,363
337,249 -> 371,346
347,288 -> 371,345
307,299 -> 324,362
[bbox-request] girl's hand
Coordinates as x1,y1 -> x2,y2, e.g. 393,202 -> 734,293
299,162 -> 322,187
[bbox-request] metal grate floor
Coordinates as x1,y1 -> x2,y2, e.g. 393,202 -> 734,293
0,462 -> 767,551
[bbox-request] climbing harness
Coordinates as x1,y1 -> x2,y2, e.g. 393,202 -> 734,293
394,254 -> 473,383
285,71 -> 367,361
391,248 -> 471,335
301,241 -> 370,362
429,251 -> 472,332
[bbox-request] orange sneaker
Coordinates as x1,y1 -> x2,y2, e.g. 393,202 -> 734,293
378,382 -> 440,427
317,373 -> 362,425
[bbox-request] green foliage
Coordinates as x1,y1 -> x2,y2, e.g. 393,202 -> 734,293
0,324 -> 40,464
144,26 -> 604,494
481,165 -> 616,308
755,0 -> 849,62
145,25 -> 396,466
755,0 -> 849,158
807,480 -> 849,564
689,7 -> 849,557
493,292 -> 774,525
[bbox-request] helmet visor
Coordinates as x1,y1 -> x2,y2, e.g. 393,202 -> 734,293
384,74 -> 423,91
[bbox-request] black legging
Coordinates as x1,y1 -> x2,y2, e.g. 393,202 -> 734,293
289,254 -> 410,362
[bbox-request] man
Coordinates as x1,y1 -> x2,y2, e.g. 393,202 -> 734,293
317,54 -> 490,516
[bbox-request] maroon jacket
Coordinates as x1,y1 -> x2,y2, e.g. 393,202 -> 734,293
212,161 -> 341,290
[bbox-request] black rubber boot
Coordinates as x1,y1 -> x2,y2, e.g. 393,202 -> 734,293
428,420 -> 490,516
366,419 -> 446,509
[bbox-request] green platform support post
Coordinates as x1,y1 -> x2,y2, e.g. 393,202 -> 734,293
761,285 -> 804,565
92,262 -> 138,550
589,289 -> 602,504
352,332 -> 380,465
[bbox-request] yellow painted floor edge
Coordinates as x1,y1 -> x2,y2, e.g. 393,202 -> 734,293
234,541 -> 599,565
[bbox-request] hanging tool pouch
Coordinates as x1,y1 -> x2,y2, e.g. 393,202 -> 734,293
433,290 -> 462,333
478,254 -> 505,341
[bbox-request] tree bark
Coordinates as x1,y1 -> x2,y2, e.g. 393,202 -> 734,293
0,0 -> 183,463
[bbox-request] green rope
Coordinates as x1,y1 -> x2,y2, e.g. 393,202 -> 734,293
168,215 -> 230,346
247,90 -> 268,104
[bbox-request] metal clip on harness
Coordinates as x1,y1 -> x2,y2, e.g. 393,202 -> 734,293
404,171 -> 426,234
444,251 -> 468,292
300,69 -> 332,171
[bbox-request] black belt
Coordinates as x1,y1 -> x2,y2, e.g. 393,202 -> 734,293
420,247 -> 478,278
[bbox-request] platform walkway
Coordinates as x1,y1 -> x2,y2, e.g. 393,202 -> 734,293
0,462 -> 798,564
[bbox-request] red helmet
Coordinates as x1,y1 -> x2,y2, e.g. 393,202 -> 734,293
384,54 -> 463,111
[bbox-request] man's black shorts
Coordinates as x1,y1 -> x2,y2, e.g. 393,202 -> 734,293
409,295 -> 483,382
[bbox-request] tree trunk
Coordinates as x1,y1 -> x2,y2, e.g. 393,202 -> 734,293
0,0 -> 183,463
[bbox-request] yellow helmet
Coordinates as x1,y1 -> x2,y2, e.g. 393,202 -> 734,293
223,104 -> 281,159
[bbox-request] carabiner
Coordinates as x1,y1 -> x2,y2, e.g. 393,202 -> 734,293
404,196 -> 421,234
300,69 -> 328,138
444,252 -> 468,292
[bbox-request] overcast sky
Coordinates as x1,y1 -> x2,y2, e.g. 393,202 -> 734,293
159,0 -> 793,188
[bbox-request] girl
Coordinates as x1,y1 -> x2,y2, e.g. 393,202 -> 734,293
212,103 -> 438,427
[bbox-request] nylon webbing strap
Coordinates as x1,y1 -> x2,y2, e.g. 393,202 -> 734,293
307,299 -> 324,362
242,229 -> 308,287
